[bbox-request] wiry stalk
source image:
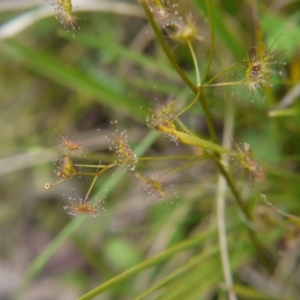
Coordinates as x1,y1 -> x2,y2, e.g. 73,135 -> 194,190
216,97 -> 237,300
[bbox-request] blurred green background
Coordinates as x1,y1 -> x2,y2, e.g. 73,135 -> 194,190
0,0 -> 300,299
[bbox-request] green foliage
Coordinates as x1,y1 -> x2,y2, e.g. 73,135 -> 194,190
0,0 -> 300,299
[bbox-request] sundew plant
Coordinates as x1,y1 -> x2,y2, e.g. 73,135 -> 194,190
0,0 -> 300,299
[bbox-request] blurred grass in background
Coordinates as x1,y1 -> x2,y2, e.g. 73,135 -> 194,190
0,0 -> 300,299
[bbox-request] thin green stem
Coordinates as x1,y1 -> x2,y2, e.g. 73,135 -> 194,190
138,155 -> 198,161
85,175 -> 99,200
75,171 -> 99,176
213,156 -> 272,270
161,155 -> 210,177
187,39 -> 201,86
199,93 -> 218,143
134,247 -> 219,300
140,2 -> 218,144
200,0 -> 229,144
202,0 -> 214,83
82,160 -> 113,200
213,157 -> 250,219
176,118 -> 192,134
76,163 -> 117,177
217,96 -> 237,300
74,164 -> 108,168
46,177 -> 69,188
204,81 -> 243,87
206,65 -> 241,86
141,3 -> 197,93
176,91 -> 201,117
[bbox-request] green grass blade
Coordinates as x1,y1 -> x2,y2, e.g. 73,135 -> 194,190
78,228 -> 217,300
193,0 -> 244,59
1,40 -> 147,119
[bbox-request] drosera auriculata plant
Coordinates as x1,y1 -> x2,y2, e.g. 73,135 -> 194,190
42,0 -> 299,299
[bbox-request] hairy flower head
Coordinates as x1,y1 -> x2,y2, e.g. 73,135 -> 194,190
231,139 -> 265,183
134,171 -> 178,205
44,156 -> 77,190
56,156 -> 77,178
63,195 -> 105,218
45,0 -> 80,35
56,135 -> 87,158
99,121 -> 138,171
134,171 -> 165,201
242,49 -> 274,97
170,13 -> 203,44
239,35 -> 288,100
147,100 -> 179,145
139,0 -> 179,27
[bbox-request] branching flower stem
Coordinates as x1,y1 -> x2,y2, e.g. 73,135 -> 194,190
141,0 -> 271,271
140,1 -> 218,142
76,163 -> 117,177
81,163 -> 117,200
